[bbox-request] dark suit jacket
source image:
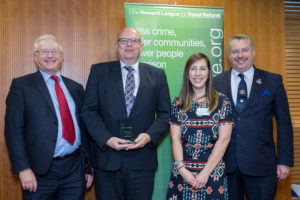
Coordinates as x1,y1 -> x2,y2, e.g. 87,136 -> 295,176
5,71 -> 90,175
214,67 -> 293,176
81,61 -> 171,171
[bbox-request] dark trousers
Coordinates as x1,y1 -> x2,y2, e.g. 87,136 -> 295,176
22,151 -> 85,200
94,167 -> 155,200
227,168 -> 278,200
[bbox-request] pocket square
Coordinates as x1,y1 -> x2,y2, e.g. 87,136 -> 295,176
261,89 -> 270,96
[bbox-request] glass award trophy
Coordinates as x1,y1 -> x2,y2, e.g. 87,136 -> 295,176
119,122 -> 135,144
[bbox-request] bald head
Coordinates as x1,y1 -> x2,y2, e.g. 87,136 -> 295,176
117,27 -> 141,40
116,27 -> 143,65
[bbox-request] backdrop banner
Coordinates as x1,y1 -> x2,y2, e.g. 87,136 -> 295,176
125,3 -> 224,199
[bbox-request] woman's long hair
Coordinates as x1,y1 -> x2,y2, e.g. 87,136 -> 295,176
179,52 -> 219,113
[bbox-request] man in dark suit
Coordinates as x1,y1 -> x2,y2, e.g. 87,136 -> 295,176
81,27 -> 171,200
5,34 -> 93,200
214,34 -> 293,200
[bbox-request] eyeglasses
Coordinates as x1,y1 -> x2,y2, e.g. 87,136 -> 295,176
117,38 -> 141,45
35,49 -> 61,55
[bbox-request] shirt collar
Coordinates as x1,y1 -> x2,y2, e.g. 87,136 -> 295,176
39,69 -> 62,82
232,66 -> 254,80
120,60 -> 139,71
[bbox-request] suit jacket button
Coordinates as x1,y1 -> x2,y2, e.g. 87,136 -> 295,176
237,117 -> 240,121
237,134 -> 240,137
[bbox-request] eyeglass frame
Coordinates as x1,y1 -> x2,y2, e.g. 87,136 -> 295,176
117,38 -> 141,45
35,49 -> 62,55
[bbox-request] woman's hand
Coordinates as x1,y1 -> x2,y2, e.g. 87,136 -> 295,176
179,167 -> 196,186
193,171 -> 210,189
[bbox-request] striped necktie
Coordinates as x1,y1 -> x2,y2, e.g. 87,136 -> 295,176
124,66 -> 135,117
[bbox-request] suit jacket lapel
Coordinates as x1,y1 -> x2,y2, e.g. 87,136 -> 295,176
63,77 -> 82,122
33,71 -> 56,116
62,77 -> 78,107
63,77 -> 81,105
225,69 -> 235,105
128,63 -> 145,118
222,69 -> 238,113
247,67 -> 263,106
111,62 -> 127,113
135,63 -> 145,102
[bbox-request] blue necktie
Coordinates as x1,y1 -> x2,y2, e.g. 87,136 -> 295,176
236,73 -> 248,113
124,66 -> 135,117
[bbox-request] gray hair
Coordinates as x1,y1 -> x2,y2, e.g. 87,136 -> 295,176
228,34 -> 254,52
34,34 -> 63,52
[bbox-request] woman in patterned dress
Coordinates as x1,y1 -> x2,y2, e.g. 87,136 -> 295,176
166,53 -> 233,200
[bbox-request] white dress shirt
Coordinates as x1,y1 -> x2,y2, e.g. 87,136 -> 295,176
231,66 -> 254,105
120,60 -> 140,97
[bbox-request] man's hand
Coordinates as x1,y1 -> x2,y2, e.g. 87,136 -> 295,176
106,137 -> 131,151
126,133 -> 151,150
277,164 -> 290,180
19,168 -> 37,192
85,174 -> 93,188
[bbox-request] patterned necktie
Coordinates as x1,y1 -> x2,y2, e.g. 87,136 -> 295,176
236,73 -> 248,114
124,66 -> 135,117
51,75 -> 76,145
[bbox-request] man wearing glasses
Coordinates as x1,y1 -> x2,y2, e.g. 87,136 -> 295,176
82,27 -> 171,200
5,34 -> 92,200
